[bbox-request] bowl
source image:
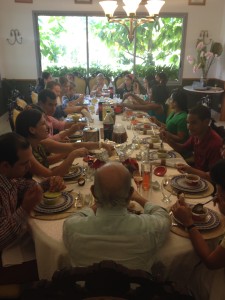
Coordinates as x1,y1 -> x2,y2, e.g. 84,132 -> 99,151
185,174 -> 200,186
72,114 -> 81,122
191,206 -> 208,222
157,149 -> 167,158
43,192 -> 61,205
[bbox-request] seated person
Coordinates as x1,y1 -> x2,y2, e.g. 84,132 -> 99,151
90,73 -> 107,97
66,73 -> 75,83
164,105 -> 223,172
117,74 -> 140,98
37,89 -> 86,141
63,162 -> 170,271
152,89 -> 190,158
62,81 -> 84,108
46,81 -> 86,120
0,132 -> 65,284
15,109 -> 114,177
171,159 -> 225,300
35,71 -> 52,94
120,72 -> 169,123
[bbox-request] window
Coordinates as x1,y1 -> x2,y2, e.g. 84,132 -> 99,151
33,12 -> 187,84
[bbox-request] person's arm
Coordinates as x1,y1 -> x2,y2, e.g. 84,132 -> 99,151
121,102 -> 164,114
30,148 -> 89,177
160,128 -> 186,143
0,182 -> 42,251
41,139 -> 114,156
176,163 -> 210,181
172,197 -> 225,269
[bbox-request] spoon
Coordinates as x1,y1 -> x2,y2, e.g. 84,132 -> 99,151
192,197 -> 216,213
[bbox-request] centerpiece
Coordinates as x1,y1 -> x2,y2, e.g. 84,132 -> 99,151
187,32 -> 223,87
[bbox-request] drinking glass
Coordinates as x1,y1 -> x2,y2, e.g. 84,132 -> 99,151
133,171 -> 143,193
141,162 -> 152,191
161,176 -> 172,203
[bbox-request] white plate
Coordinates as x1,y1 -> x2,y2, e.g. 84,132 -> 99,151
171,175 -> 208,193
172,208 -> 220,231
34,192 -> 73,214
149,150 -> 176,160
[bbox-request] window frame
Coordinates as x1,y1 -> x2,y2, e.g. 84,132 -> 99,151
32,11 -> 188,85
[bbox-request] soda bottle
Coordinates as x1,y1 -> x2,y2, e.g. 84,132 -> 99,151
98,100 -> 104,121
103,110 -> 114,140
108,80 -> 114,99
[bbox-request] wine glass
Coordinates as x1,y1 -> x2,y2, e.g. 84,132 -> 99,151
161,176 -> 172,204
133,171 -> 143,193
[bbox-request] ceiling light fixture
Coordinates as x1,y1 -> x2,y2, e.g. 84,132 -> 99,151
99,0 -> 165,42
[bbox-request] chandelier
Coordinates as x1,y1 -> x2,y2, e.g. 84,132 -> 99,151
99,0 -> 165,42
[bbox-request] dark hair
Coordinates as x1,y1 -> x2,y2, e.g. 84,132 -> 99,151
210,159 -> 225,190
36,72 -> 51,88
171,88 -> 188,112
0,132 -> 30,166
15,109 -> 43,138
59,76 -> 69,87
42,72 -> 51,81
188,105 -> 211,121
46,81 -> 60,90
38,89 -> 56,104
156,72 -> 168,85
144,75 -> 156,88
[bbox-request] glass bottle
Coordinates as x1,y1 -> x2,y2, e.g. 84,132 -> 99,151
103,110 -> 114,140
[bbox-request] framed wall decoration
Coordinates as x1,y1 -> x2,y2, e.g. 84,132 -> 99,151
15,0 -> 33,3
75,0 -> 92,4
188,0 -> 206,5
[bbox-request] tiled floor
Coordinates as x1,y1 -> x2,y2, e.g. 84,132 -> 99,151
0,113 -> 11,134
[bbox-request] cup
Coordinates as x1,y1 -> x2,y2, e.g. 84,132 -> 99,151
141,161 -> 152,191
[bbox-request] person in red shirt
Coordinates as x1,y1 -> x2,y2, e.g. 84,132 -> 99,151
163,105 -> 223,173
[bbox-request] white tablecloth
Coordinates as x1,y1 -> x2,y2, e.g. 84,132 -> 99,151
29,108 -> 225,299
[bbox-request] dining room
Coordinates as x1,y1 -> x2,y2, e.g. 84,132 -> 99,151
1,1 -> 225,299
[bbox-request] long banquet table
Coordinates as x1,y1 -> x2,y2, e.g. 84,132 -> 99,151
29,104 -> 225,298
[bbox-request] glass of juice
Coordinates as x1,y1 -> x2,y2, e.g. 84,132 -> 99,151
141,161 -> 152,191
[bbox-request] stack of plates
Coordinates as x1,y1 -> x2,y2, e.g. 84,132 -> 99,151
34,192 -> 73,214
173,208 -> 220,231
63,166 -> 83,180
171,175 -> 208,193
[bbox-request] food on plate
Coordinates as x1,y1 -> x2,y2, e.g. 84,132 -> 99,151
185,174 -> 200,186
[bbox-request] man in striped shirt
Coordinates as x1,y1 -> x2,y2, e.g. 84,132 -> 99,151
0,132 -> 64,284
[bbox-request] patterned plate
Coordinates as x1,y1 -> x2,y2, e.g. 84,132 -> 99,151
34,192 -> 73,214
149,150 -> 176,160
172,208 -> 220,231
171,175 -> 208,193
63,166 -> 83,180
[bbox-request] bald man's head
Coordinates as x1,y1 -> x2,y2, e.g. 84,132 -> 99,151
92,162 -> 132,208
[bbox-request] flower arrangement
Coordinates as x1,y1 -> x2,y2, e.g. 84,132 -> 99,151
187,39 -> 223,79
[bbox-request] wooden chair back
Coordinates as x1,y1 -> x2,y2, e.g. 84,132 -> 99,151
73,72 -> 88,94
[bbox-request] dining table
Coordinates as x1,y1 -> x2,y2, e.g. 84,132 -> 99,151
28,98 -> 225,298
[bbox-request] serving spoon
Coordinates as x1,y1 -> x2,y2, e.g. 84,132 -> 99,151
192,197 -> 216,213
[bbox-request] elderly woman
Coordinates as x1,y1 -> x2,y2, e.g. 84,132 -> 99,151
15,109 -> 113,177
172,159 -> 225,300
90,73 -> 106,97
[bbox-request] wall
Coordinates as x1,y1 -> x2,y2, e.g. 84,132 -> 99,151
0,0 -> 225,80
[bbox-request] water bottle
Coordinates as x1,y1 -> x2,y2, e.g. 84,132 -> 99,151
103,110 -> 114,140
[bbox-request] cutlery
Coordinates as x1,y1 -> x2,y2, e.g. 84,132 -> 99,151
192,196 -> 216,213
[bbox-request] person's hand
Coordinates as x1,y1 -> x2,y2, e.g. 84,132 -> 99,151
71,147 -> 89,158
171,198 -> 193,227
102,142 -> 114,156
48,176 -> 66,192
176,163 -> 192,174
21,183 -> 43,214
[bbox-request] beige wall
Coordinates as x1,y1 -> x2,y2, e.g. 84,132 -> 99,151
0,0 -> 224,80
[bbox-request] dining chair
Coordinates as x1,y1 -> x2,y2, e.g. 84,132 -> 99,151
20,260 -> 194,300
8,90 -> 27,131
73,72 -> 88,95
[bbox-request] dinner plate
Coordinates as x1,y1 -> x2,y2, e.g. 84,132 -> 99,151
172,208 -> 220,231
153,166 -> 167,176
34,192 -> 73,214
149,150 -> 176,160
63,166 -> 83,180
171,175 -> 208,193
